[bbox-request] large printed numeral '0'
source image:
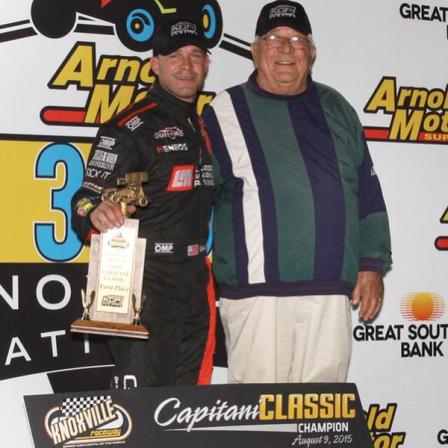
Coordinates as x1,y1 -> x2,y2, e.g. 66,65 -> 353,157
34,143 -> 85,261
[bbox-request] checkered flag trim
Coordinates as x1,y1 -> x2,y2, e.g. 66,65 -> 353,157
60,395 -> 111,417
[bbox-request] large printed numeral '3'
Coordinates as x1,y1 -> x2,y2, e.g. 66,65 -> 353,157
34,143 -> 85,261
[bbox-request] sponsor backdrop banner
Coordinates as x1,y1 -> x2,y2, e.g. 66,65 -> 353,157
0,1 -> 447,447
25,383 -> 373,448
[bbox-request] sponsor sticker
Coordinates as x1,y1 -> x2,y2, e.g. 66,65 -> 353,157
171,21 -> 198,36
167,165 -> 194,191
97,136 -> 116,150
85,167 -> 111,180
154,242 -> 174,254
154,126 -> 184,140
270,5 -> 296,19
156,143 -> 189,153
125,115 -> 143,131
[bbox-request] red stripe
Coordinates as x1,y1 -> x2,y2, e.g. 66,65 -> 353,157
198,117 -> 212,155
42,108 -> 87,124
85,228 -> 99,243
196,256 -> 216,385
435,236 -> 448,250
363,128 -> 390,140
118,102 -> 158,127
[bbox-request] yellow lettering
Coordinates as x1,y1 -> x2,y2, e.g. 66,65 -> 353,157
319,393 -> 334,419
259,394 -> 274,420
140,60 -> 155,84
442,111 -> 448,132
85,84 -> 135,123
97,57 -> 118,81
115,58 -> 141,83
423,113 -> 441,132
303,394 -> 319,419
50,43 -> 94,88
389,109 -> 423,140
342,393 -> 356,418
398,87 -> 428,108
275,394 -> 287,420
365,77 -> 397,113
427,89 -> 445,109
288,394 -> 303,419
134,88 -> 149,103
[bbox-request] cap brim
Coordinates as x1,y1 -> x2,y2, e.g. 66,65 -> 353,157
256,18 -> 311,37
156,39 -> 211,56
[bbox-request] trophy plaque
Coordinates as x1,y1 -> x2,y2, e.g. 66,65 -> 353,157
71,172 -> 150,339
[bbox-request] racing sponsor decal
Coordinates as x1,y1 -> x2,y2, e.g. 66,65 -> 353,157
85,167 -> 111,180
82,180 -> 102,194
154,242 -> 174,254
171,21 -> 198,36
365,403 -> 406,448
101,295 -> 124,308
154,126 -> 184,140
269,5 -> 297,19
97,136 -> 116,150
90,149 -> 118,170
124,115 -> 144,131
75,198 -> 96,217
364,76 -> 448,143
187,244 -> 206,256
353,292 -> 447,358
195,163 -> 214,187
156,142 -> 189,153
167,164 -> 194,191
44,395 -> 132,446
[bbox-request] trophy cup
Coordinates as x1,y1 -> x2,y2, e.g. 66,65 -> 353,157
71,172 -> 150,339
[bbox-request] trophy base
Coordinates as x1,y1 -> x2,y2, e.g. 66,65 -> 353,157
71,319 -> 149,340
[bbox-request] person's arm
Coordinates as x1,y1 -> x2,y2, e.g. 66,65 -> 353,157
71,125 -> 140,240
353,133 -> 392,321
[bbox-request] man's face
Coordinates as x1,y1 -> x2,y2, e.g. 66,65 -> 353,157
151,45 -> 209,103
251,26 -> 316,96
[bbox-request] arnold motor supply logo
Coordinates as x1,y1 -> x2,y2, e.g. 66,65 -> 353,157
365,403 -> 406,448
0,0 -> 254,129
364,76 -> 448,144
45,395 -> 132,446
353,292 -> 447,358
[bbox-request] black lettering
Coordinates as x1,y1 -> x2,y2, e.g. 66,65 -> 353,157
399,3 -> 411,19
421,4 -> 430,20
411,4 -> 421,19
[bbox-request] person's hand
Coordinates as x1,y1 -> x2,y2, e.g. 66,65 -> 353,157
89,201 -> 135,232
351,271 -> 384,321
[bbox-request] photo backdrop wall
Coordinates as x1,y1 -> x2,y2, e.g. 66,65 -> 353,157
1,1 -> 447,447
